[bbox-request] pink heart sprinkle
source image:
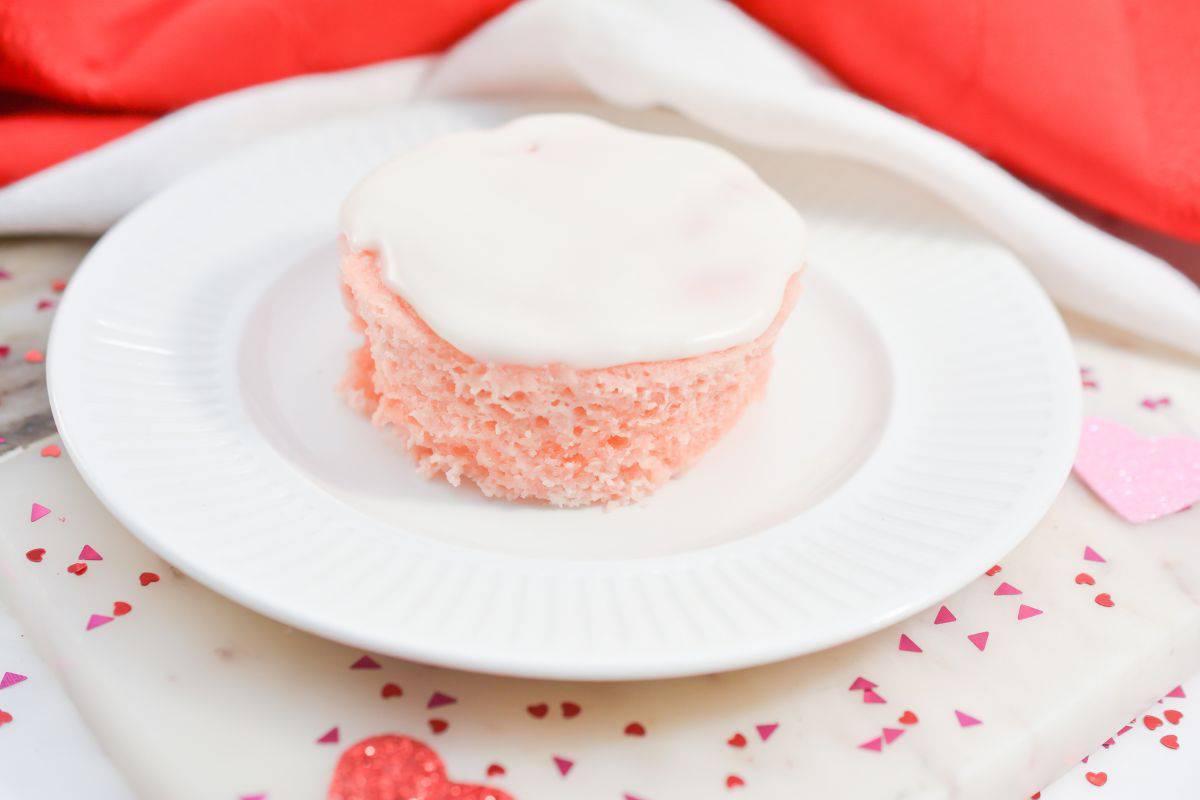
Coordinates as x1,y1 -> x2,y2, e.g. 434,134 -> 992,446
994,582 -> 1021,596
86,614 -> 113,631
955,710 -> 982,727
898,634 -> 922,653
1017,604 -> 1043,621
30,503 -> 50,523
239,795 -> 267,800
1074,417 -> 1200,523
1166,685 -> 1187,699
934,605 -> 956,624
756,723 -> 778,741
427,691 -> 457,709
858,736 -> 883,752
863,689 -> 887,704
0,672 -> 27,690
553,756 -> 574,776
1083,546 -> 1106,563
316,726 -> 339,744
78,545 -> 103,561
882,727 -> 904,744
848,676 -> 877,691
967,631 -> 989,651
349,655 -> 380,669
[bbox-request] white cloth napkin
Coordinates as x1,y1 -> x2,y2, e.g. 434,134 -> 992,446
2,0 -> 1197,355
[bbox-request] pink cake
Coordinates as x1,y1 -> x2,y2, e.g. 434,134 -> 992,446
338,114 -> 806,507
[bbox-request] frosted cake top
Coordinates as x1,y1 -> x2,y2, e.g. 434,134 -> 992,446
340,113 -> 805,368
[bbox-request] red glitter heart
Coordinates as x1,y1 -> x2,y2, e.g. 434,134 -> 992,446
624,722 -> 646,736
0,709 -> 11,726
727,732 -> 747,748
25,548 -> 45,563
898,711 -> 918,725
1095,593 -> 1114,607
40,444 -> 61,458
1075,573 -> 1095,585
561,702 -> 581,718
113,601 -> 132,617
52,279 -> 67,293
985,565 -> 1002,577
1160,734 -> 1179,750
1144,715 -> 1163,731
725,775 -> 745,789
526,703 -> 548,718
381,683 -> 403,699
486,764 -> 506,777
327,735 -> 512,800
1085,772 -> 1107,787
67,562 -> 87,576
139,572 -> 160,586
428,719 -> 448,735
1165,710 -> 1183,725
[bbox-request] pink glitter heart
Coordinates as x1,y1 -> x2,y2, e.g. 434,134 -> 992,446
1074,417 -> 1200,523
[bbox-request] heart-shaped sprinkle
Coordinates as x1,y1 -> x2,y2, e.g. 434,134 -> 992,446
381,683 -> 403,699
858,736 -> 883,752
725,775 -> 745,788
30,503 -> 50,522
553,756 -> 573,777
428,718 -> 448,734
898,634 -> 922,653
994,582 -> 1022,596
1144,715 -> 1163,730
85,614 -> 112,631
1086,771 -> 1107,786
112,601 -> 132,616
863,688 -> 886,704
561,701 -> 581,718
1074,417 -> 1200,523
36,299 -> 53,311
0,345 -> 8,358
1160,734 -> 1179,750
756,723 -> 778,741
41,444 -> 61,458
1165,710 -> 1183,725
1095,593 -> 1114,608
25,548 -> 45,563
955,710 -> 982,727
0,709 -> 12,726
78,545 -> 103,561
934,605 -> 956,624
848,676 -> 877,691
967,631 -> 989,651
1017,604 -> 1043,621
428,691 -> 457,709
139,571 -> 160,586
624,722 -> 646,736
527,703 -> 549,719
316,726 -> 340,744
67,562 -> 87,576
898,711 -> 918,725
1075,573 -> 1095,585
1083,546 -> 1106,563
0,672 -> 27,690
24,349 -> 44,364
486,763 -> 506,777
727,732 -> 747,748
328,735 -> 512,800
350,655 -> 381,670
985,565 -> 1002,576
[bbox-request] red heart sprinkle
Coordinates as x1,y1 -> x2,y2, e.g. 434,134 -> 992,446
898,711 -> 918,725
40,444 -> 61,458
561,701 -> 581,718
52,279 -> 67,293
624,722 -> 646,736
139,572 -> 160,586
36,299 -> 53,311
67,562 -> 87,576
381,683 -> 403,699
328,735 -> 512,800
527,703 -> 549,718
727,732 -> 747,748
725,775 -> 745,789
429,719 -> 449,734
0,709 -> 11,726
24,349 -> 44,364
1075,573 -> 1095,585
25,548 -> 45,563
1160,734 -> 1179,750
985,565 -> 1002,576
112,601 -> 132,616
1165,710 -> 1183,725
1086,772 -> 1107,787
1144,715 -> 1163,730
1095,593 -> 1114,607
486,763 -> 506,777
0,345 -> 9,358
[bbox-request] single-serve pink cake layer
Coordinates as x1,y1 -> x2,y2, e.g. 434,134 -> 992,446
340,246 -> 801,507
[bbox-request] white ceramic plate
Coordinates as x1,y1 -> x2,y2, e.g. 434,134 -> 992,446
49,101 -> 1080,679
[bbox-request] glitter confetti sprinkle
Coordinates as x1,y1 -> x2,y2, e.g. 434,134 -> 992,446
36,299 -> 53,311
428,691 -> 457,709
858,736 -> 883,752
25,548 -> 45,563
52,278 -> 67,293
1141,396 -> 1171,410
898,634 -> 922,653
40,444 -> 61,458
756,723 -> 778,741
1083,546 -> 1106,563
1074,417 -> 1200,523
967,632 -> 989,651
1017,604 -> 1043,621
985,565 -> 1002,576
624,722 -> 646,736
1166,686 -> 1186,699
139,572 -> 160,586
67,562 -> 87,576
561,701 -> 581,718
487,764 -> 506,777
316,726 -> 340,744
934,605 -> 956,624
863,689 -> 886,704
994,582 -> 1022,596
882,727 -> 904,744
0,346 -> 8,359
24,349 -> 44,364
428,719 -> 449,734
552,756 -> 573,777
725,774 -> 745,788
86,614 -> 112,631
381,683 -> 403,699
350,655 -> 381,670
849,677 -> 877,691
527,703 -> 549,718
0,672 -> 27,690
955,710 -> 982,728
0,709 -> 12,727
78,545 -> 103,561
30,503 -> 50,522
727,732 -> 747,748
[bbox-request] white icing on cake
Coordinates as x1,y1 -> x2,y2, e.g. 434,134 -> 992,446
340,114 -> 805,368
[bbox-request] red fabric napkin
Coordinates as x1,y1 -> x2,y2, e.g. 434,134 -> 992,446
2,0 -> 1198,241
